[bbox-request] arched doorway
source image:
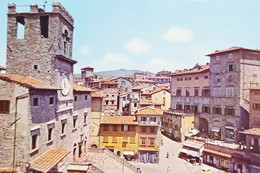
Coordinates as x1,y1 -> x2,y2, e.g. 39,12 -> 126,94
199,118 -> 208,137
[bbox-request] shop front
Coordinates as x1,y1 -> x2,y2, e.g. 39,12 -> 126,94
203,148 -> 231,172
122,149 -> 135,161
232,154 -> 249,173
210,126 -> 221,140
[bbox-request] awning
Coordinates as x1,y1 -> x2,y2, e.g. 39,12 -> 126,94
211,126 -> 221,132
187,150 -> 200,158
225,126 -> 235,130
122,150 -> 135,156
180,148 -> 188,154
30,147 -> 70,173
67,164 -> 89,171
186,128 -> 200,137
203,149 -> 231,158
182,140 -> 204,150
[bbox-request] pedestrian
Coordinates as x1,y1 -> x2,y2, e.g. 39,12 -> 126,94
167,166 -> 170,173
166,152 -> 169,158
199,157 -> 202,165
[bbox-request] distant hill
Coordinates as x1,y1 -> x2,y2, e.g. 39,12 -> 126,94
74,69 -> 155,78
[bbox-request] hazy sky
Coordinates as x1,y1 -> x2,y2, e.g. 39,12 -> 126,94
1,0 -> 260,73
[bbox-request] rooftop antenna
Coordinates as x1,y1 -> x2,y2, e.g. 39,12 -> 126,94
43,1 -> 47,11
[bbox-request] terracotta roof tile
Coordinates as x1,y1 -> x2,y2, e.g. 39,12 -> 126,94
73,83 -> 93,92
132,84 -> 150,90
30,147 -> 70,172
0,168 -> 16,172
101,115 -> 138,125
146,76 -> 170,79
102,81 -> 118,85
206,46 -> 260,56
240,128 -> 260,136
136,107 -> 163,116
173,64 -> 209,76
81,66 -> 94,70
183,140 -> 204,150
142,88 -> 170,95
0,65 -> 5,70
134,78 -> 156,83
0,74 -> 58,90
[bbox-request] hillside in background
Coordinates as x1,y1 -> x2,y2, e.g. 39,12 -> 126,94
75,69 -> 155,78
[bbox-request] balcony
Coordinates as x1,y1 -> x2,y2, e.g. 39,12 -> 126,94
138,121 -> 160,126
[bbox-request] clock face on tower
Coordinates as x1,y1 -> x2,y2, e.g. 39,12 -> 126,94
60,75 -> 70,96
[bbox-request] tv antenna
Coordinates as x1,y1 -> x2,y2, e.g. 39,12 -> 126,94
43,1 -> 48,11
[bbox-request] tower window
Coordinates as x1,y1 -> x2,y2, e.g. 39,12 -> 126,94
40,16 -> 49,38
33,97 -> 39,107
49,97 -> 54,105
16,17 -> 25,39
32,134 -> 37,150
64,41 -> 67,54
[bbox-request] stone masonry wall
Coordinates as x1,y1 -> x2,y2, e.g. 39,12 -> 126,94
0,80 -> 29,169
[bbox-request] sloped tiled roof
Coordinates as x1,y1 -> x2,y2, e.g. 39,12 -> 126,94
182,140 -> 204,150
0,168 -> 16,172
134,78 -> 156,83
142,88 -> 170,95
73,83 -> 93,92
172,64 -> 209,76
0,74 -> 58,90
102,80 -> 117,85
0,65 -> 5,70
206,46 -> 260,56
146,76 -> 170,79
30,148 -> 70,172
81,151 -> 135,173
240,128 -> 260,136
132,84 -> 150,90
81,66 -> 94,70
136,107 -> 163,116
101,115 -> 138,125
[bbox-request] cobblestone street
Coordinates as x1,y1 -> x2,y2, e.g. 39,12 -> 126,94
130,135 -> 226,173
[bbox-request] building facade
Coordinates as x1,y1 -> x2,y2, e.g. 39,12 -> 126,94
135,107 -> 163,163
98,116 -> 139,160
89,92 -> 103,149
206,47 -> 260,142
168,63 -> 210,140
162,111 -> 195,142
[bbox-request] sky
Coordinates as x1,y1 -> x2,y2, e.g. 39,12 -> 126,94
1,0 -> 260,74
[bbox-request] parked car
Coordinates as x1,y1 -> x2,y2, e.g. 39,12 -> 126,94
201,167 -> 213,173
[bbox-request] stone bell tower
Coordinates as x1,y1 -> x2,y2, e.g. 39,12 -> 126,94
6,2 -> 77,88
